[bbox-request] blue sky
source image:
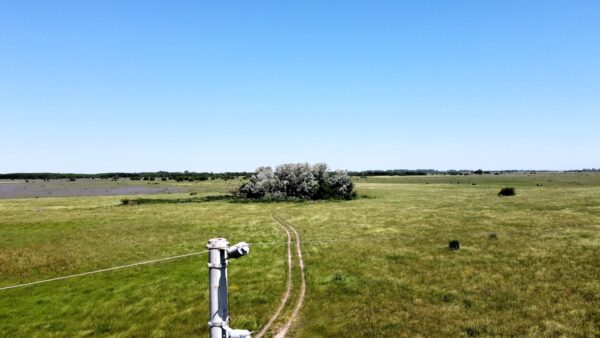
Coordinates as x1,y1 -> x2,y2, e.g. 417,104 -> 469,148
1,1 -> 598,172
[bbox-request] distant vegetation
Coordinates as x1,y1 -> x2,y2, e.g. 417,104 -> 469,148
237,163 -> 355,200
352,168 -> 600,176
1,169 -> 598,181
350,169 -> 496,176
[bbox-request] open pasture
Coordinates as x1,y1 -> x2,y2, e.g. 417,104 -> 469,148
1,174 -> 599,337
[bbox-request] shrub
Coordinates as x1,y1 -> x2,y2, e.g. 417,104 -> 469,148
237,163 -> 354,200
326,170 -> 355,200
276,163 -> 319,199
238,166 -> 278,199
498,187 -> 516,196
449,240 -> 460,250
121,198 -> 138,205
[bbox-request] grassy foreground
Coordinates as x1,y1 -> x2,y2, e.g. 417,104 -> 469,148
1,174 -> 599,337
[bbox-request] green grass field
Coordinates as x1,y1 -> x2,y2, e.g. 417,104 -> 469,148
1,174 -> 599,337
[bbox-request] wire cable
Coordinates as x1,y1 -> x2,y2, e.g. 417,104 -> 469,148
1,234 -> 438,292
0,250 -> 209,292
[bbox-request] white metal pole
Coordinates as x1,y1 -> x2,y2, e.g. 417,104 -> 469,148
208,238 -> 229,338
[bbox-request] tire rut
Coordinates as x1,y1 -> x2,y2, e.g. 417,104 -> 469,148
255,215 -> 293,338
272,214 -> 306,338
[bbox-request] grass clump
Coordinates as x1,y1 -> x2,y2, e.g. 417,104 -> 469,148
498,187 -> 516,196
448,240 -> 460,250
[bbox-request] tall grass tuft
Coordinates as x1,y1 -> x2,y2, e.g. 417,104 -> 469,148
498,187 -> 516,196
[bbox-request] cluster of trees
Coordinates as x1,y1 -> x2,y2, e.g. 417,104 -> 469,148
0,171 -> 250,181
237,163 -> 355,200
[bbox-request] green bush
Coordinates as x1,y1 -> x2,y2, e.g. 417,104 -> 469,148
498,187 -> 516,196
449,240 -> 460,250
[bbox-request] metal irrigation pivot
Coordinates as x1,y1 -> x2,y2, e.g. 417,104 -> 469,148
207,238 -> 251,338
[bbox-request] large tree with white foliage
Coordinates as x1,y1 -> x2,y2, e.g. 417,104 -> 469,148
237,163 -> 354,200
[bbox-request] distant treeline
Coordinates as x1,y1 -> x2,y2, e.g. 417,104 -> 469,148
350,169 -> 437,176
349,169 -> 600,176
0,171 -> 251,182
565,168 -> 600,172
1,169 -> 598,181
349,169 -> 486,176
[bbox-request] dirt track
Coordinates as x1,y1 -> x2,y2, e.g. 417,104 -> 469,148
255,215 -> 293,338
258,213 -> 306,338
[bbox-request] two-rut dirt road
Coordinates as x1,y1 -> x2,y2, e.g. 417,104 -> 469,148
255,214 -> 306,338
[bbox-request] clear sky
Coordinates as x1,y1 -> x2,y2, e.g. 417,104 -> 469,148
1,1 -> 599,173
